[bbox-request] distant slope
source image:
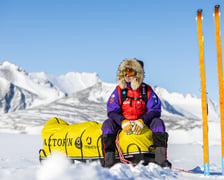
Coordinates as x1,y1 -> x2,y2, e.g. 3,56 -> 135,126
0,82 -> 219,134
30,71 -> 101,95
0,61 -> 220,133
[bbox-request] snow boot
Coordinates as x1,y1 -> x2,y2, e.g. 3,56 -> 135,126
153,132 -> 172,168
101,134 -> 116,168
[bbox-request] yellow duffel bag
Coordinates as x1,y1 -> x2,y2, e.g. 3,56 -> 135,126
39,117 -> 154,161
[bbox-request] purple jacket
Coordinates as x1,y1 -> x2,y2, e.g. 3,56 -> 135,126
107,83 -> 161,126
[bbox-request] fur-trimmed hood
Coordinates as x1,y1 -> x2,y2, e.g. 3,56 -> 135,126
117,59 -> 144,90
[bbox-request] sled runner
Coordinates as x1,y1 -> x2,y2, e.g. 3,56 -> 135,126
39,117 -> 155,165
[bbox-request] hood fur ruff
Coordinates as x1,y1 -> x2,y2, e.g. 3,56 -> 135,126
117,59 -> 144,90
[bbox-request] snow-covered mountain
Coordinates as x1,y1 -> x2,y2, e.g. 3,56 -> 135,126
0,61 -> 220,134
153,86 -> 219,122
30,71 -> 101,95
0,61 -> 65,112
0,61 -> 101,113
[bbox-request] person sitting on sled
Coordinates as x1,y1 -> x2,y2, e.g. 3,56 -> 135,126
101,58 -> 172,168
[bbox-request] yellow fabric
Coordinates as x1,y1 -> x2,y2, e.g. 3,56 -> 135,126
40,117 -> 154,159
118,123 -> 154,153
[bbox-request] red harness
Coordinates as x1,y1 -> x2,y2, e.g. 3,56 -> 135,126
117,84 -> 151,120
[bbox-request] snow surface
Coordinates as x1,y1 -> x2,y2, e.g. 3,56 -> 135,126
0,133 -> 224,180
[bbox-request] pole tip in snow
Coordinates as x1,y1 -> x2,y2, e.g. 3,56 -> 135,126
204,163 -> 210,176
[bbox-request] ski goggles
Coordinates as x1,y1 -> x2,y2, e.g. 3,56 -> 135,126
122,68 -> 137,76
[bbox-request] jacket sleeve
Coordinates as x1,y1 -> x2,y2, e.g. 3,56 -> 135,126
141,88 -> 162,125
107,87 -> 126,126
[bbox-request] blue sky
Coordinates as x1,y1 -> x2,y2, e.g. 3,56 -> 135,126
0,0 -> 224,102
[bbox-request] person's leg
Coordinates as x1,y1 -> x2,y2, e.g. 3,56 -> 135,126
101,118 -> 120,167
149,117 -> 172,168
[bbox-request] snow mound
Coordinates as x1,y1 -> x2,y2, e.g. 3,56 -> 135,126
37,153 -> 177,180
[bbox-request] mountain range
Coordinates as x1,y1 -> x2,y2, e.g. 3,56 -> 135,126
0,61 -> 220,133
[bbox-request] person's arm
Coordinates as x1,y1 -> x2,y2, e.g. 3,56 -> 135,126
141,88 -> 162,125
107,87 -> 126,126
